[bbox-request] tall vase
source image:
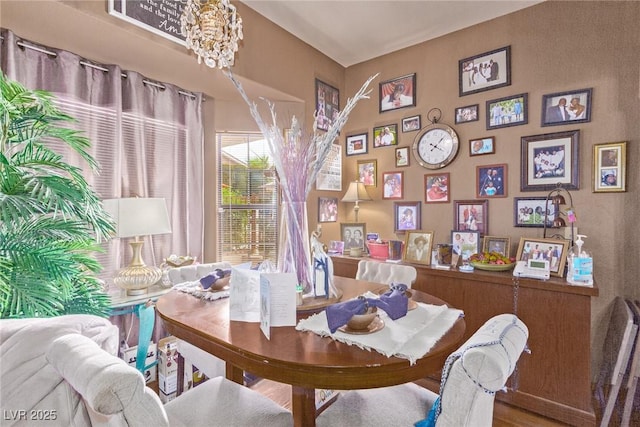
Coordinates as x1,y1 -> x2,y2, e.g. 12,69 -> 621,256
278,201 -> 313,294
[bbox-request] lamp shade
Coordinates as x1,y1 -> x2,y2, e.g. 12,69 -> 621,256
341,181 -> 372,203
103,198 -> 172,238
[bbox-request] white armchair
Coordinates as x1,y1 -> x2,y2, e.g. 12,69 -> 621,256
317,313 -> 529,426
355,259 -> 417,288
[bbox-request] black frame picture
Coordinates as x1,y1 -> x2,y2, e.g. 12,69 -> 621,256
476,163 -> 507,198
520,130 -> 580,191
318,197 -> 338,223
373,124 -> 398,148
394,201 -> 421,232
345,133 -> 368,156
402,115 -> 421,132
379,74 -> 416,113
513,197 -> 556,228
459,46 -> 511,96
315,79 -> 339,132
455,104 -> 479,124
341,223 -> 366,251
541,88 -> 592,127
486,93 -> 528,130
454,199 -> 488,237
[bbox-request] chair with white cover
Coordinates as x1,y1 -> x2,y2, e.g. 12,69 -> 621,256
316,313 -> 529,427
355,259 -> 417,288
0,315 -> 293,427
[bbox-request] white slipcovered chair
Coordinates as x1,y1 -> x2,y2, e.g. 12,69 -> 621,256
356,259 -> 417,288
316,313 -> 529,426
0,314 -> 292,427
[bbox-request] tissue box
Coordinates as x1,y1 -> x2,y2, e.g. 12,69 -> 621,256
367,241 -> 389,260
121,342 -> 157,384
158,336 -> 179,397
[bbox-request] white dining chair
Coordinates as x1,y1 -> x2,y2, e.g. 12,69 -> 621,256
316,313 -> 529,427
355,259 -> 417,288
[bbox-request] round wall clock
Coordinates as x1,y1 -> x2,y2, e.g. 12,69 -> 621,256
412,109 -> 460,170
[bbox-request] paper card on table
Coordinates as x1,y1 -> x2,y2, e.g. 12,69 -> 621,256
260,272 -> 297,328
260,277 -> 271,339
229,266 -> 261,322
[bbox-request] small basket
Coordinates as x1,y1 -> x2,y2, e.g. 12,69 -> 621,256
367,241 -> 389,260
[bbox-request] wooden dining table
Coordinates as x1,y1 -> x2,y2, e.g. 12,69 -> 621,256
156,275 -> 465,427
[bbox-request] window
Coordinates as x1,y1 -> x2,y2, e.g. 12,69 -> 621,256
217,133 -> 279,265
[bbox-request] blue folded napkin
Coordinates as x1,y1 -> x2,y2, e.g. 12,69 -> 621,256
325,285 -> 409,333
200,268 -> 231,290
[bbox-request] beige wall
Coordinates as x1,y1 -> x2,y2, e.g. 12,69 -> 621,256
2,1 -> 638,377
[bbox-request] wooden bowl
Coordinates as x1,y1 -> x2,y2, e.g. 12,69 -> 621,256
346,307 -> 378,330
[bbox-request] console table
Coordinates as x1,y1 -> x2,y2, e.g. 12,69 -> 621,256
331,255 -> 599,426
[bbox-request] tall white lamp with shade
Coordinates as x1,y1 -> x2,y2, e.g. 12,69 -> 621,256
341,181 -> 372,222
103,198 -> 172,295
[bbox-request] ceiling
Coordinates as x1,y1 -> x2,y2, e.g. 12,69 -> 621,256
241,0 -> 542,67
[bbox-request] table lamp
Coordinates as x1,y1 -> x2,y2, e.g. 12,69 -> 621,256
542,183 -> 576,246
103,197 -> 172,295
341,181 -> 372,222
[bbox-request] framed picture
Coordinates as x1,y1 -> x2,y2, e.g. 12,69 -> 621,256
382,171 -> 404,199
513,197 -> 556,228
459,46 -> 511,96
395,147 -> 410,167
476,163 -> 507,198
486,93 -> 528,129
341,223 -> 366,251
315,79 -> 339,132
424,173 -> 450,203
379,73 -> 416,113
515,237 -> 569,278
346,133 -> 368,156
394,201 -> 421,232
482,236 -> 511,257
593,141 -> 626,192
521,130 -> 580,191
454,199 -> 488,237
373,124 -> 398,148
402,115 -> 421,132
469,137 -> 495,156
451,230 -> 480,260
402,230 -> 434,265
318,197 -> 338,223
327,240 -> 344,255
455,104 -> 479,124
357,159 -> 377,187
541,88 -> 592,126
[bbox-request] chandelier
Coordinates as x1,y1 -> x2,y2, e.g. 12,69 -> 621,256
181,0 -> 243,69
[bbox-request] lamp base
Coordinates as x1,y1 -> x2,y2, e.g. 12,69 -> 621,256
113,241 -> 162,296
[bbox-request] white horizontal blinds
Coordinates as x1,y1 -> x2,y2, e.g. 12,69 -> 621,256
217,133 -> 279,265
121,112 -> 187,266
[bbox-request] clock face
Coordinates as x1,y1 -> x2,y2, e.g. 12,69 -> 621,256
412,124 -> 459,169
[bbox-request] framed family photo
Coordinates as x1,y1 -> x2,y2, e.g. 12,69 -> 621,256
382,171 -> 404,199
373,124 -> 398,148
394,201 -> 421,232
357,159 -> 377,187
515,237 -> 569,277
346,133 -> 368,156
315,79 -> 339,132
424,173 -> 450,203
455,104 -> 479,124
513,197 -> 556,228
454,199 -> 488,237
459,46 -> 511,96
593,141 -> 626,192
476,163 -> 507,198
402,230 -> 434,265
469,136 -> 495,156
395,147 -> 410,167
541,88 -> 592,127
402,115 -> 421,132
520,130 -> 580,191
482,236 -> 511,257
451,230 -> 480,259
380,73 -> 416,113
318,197 -> 338,223
341,223 -> 366,251
486,93 -> 528,130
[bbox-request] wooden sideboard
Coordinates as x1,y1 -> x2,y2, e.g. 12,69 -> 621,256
331,255 -> 599,426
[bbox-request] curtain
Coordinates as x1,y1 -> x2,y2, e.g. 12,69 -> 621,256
0,29 -> 204,277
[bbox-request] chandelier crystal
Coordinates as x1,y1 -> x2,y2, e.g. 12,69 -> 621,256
181,0 -> 243,69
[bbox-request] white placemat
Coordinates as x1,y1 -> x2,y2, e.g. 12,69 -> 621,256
296,301 -> 463,365
173,280 -> 230,301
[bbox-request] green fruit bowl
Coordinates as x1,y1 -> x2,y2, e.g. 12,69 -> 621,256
470,261 -> 516,271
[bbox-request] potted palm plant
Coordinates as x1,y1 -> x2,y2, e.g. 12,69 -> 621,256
0,72 -> 114,318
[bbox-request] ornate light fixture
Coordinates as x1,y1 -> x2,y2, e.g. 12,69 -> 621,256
543,183 -> 576,245
181,0 -> 243,69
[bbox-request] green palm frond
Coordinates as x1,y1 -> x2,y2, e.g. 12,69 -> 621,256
1,71 -> 113,318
